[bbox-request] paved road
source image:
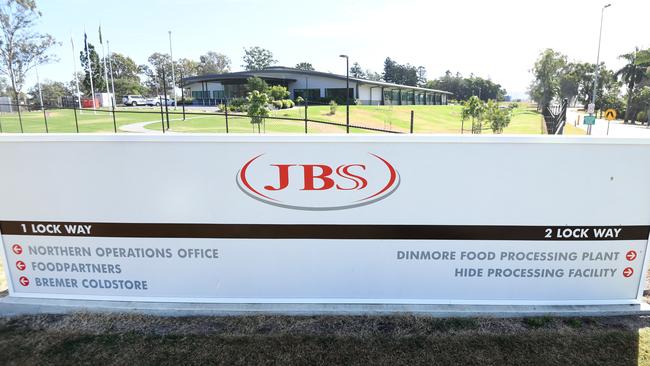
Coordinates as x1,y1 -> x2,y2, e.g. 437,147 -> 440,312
567,109 -> 650,137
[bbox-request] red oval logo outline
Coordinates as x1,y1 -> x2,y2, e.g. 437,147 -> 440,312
237,153 -> 399,210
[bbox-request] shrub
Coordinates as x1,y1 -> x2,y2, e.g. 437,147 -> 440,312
217,104 -> 225,111
281,99 -> 290,109
271,100 -> 283,109
295,96 -> 304,105
228,98 -> 248,112
177,97 -> 194,105
329,100 -> 337,115
636,110 -> 648,123
268,85 -> 290,101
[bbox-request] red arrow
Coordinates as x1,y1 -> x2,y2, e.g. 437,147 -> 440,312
11,244 -> 23,255
626,250 -> 637,261
623,267 -> 634,278
15,261 -> 26,271
19,276 -> 29,286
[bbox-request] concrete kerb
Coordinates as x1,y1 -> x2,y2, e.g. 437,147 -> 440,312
1,294 -> 649,318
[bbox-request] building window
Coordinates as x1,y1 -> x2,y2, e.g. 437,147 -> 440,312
325,88 -> 354,99
294,89 -> 320,101
191,91 -> 209,99
212,90 -> 225,99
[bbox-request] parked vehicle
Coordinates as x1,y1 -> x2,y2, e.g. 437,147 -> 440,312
122,95 -> 147,106
146,96 -> 176,107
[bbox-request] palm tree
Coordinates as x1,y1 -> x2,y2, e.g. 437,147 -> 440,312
615,49 -> 647,124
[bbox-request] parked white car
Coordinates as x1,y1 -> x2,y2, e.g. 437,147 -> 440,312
122,95 -> 147,106
146,96 -> 176,106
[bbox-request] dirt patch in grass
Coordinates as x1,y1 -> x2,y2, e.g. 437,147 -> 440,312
1,313 -> 649,365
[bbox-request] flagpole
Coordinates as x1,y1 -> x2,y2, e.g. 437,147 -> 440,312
99,25 -> 110,108
84,28 -> 96,113
107,40 -> 116,108
168,30 -> 176,110
70,36 -> 82,110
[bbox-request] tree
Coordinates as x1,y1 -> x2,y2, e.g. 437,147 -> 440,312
416,66 -> 427,87
268,85 -> 289,100
365,70 -> 382,81
350,62 -> 365,78
426,71 -> 506,102
175,58 -> 199,78
629,86 -> 650,124
484,99 -> 512,133
382,57 -> 420,86
79,43 -> 102,96
461,96 -> 485,133
0,0 -> 56,111
242,46 -> 276,71
295,62 -> 314,71
616,49 -> 650,123
529,49 -> 567,108
110,52 -> 140,80
246,76 -> 268,94
246,90 -> 270,132
142,52 -> 173,93
198,51 -> 230,75
28,79 -> 69,106
107,52 -> 145,96
559,63 -> 580,106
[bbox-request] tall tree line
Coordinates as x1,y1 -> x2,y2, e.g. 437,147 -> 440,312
426,71 -> 506,102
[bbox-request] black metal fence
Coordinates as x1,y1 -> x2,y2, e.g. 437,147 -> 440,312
0,102 -> 410,134
543,99 -> 568,135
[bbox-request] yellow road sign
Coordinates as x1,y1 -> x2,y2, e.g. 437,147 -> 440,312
605,109 -> 617,121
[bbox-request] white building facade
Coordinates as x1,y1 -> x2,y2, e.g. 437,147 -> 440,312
182,67 -> 452,106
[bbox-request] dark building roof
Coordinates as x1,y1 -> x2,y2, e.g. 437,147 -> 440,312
182,66 -> 453,95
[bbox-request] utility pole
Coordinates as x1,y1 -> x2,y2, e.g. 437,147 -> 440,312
588,3 -> 611,135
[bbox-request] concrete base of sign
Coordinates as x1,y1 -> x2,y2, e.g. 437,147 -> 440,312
1,294 -> 649,318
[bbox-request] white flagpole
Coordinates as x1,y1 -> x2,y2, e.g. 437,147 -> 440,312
99,26 -> 110,103
168,30 -> 176,110
107,40 -> 116,108
70,36 -> 82,110
84,28 -> 96,113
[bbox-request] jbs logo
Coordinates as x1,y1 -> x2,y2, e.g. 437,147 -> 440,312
237,153 -> 399,210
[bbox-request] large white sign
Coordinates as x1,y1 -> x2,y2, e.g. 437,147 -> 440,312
0,135 -> 649,305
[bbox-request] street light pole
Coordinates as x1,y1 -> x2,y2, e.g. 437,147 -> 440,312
340,54 -> 349,133
589,3 -> 611,135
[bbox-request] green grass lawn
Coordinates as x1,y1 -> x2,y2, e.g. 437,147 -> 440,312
0,107 -> 169,133
148,104 -> 581,135
0,105 -> 585,135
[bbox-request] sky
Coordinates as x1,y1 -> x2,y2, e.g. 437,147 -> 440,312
28,0 -> 650,99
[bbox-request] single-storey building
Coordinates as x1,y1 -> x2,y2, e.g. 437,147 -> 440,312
181,66 -> 452,106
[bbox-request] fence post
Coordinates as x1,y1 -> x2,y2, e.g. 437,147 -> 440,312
17,103 -> 23,133
73,103 -> 79,133
0,112 -> 3,133
111,101 -> 117,133
162,69 -> 170,130
159,94 -> 165,133
42,105 -> 49,133
410,110 -> 414,133
304,104 -> 308,134
224,98 -> 229,133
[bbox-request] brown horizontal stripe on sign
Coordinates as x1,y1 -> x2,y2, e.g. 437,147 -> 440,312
0,221 -> 648,241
